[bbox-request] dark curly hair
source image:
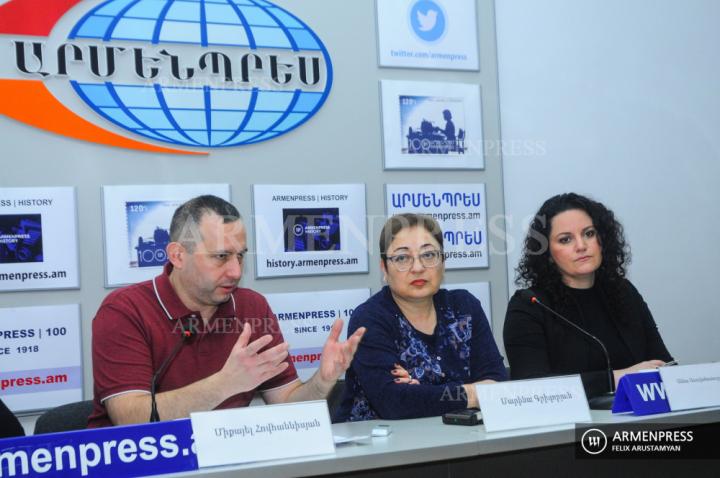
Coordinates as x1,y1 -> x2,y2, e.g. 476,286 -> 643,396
515,193 -> 630,313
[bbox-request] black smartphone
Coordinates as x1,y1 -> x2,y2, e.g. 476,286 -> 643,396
442,408 -> 482,426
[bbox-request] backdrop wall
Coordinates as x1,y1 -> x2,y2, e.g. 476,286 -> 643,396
496,0 -> 720,364
0,0 -> 508,429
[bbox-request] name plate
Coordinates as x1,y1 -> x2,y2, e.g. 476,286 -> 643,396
612,371 -> 670,415
191,400 -> 335,468
477,375 -> 591,432
659,362 -> 720,411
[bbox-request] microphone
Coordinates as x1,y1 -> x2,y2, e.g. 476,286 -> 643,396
521,289 -> 616,410
149,319 -> 195,422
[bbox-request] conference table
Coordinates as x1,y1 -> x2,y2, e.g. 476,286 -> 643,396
164,407 -> 720,478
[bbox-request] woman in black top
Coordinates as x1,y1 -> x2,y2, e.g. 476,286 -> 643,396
503,193 -> 673,399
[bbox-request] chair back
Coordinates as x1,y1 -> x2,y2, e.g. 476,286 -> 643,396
326,380 -> 345,416
34,400 -> 93,435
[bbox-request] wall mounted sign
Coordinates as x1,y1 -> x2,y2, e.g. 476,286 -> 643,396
381,80 -> 484,169
0,304 -> 83,413
102,183 -> 230,287
265,288 -> 371,381
444,281 -> 491,325
385,183 -> 488,269
376,0 -> 479,70
253,184 -> 368,278
0,0 -> 333,154
0,187 -> 79,291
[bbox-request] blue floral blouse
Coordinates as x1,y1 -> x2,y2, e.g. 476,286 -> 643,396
334,287 -> 506,422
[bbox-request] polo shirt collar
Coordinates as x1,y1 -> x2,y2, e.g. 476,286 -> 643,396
154,263 -> 236,322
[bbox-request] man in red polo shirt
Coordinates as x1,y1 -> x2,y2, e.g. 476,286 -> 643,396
89,195 -> 365,427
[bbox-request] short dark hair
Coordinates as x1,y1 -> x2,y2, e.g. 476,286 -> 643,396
516,192 -> 630,311
169,195 -> 241,251
379,213 -> 444,263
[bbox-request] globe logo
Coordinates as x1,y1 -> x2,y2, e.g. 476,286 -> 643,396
409,0 -> 446,43
65,0 -> 333,148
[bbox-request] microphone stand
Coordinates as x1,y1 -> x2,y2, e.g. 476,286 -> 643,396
149,322 -> 193,422
526,292 -> 616,410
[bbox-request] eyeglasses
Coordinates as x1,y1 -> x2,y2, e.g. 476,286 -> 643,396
385,250 -> 443,272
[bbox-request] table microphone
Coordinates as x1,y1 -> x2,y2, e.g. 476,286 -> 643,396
521,289 -> 616,410
149,319 -> 195,422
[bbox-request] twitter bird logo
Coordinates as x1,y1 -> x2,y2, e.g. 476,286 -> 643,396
410,1 -> 446,42
417,9 -> 438,32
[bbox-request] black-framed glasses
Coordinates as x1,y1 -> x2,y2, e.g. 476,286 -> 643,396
385,250 -> 443,272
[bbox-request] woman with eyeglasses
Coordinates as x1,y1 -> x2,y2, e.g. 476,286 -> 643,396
333,213 -> 506,422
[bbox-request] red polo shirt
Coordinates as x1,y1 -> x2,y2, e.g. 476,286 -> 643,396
88,264 -> 298,428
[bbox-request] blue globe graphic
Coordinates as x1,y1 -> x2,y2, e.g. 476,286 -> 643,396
67,0 -> 332,148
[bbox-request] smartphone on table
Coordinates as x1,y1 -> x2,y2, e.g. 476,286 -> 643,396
442,408 -> 482,426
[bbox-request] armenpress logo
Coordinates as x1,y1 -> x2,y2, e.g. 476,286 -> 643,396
0,0 -> 333,155
409,0 -> 446,43
581,428 -> 608,455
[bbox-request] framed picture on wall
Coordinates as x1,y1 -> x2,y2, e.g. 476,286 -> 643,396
102,184 -> 231,287
0,304 -> 83,412
381,80 -> 484,170
376,0 -> 479,71
0,187 -> 80,291
252,184 -> 368,278
385,183 -> 489,269
264,288 -> 371,381
444,281 -> 491,325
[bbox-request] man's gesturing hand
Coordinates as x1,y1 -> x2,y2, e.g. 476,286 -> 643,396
318,319 -> 365,383
219,323 -> 289,396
